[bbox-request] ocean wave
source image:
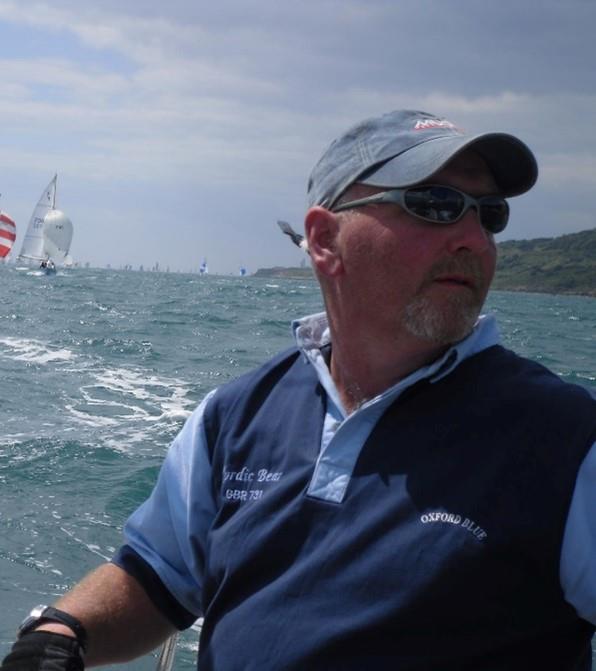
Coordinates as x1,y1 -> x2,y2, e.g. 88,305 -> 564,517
0,337 -> 75,364
63,365 -> 195,452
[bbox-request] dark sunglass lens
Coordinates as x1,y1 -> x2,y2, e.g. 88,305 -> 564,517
405,186 -> 464,223
480,198 -> 509,233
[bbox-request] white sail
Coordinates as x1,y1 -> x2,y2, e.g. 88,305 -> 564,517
19,175 -> 57,262
18,175 -> 73,265
43,210 -> 73,263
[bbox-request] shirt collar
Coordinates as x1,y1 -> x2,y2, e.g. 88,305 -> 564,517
292,312 -> 501,415
292,312 -> 331,351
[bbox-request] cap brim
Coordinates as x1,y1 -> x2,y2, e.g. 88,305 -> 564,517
360,133 -> 538,197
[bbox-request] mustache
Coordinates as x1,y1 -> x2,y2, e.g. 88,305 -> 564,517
427,255 -> 486,287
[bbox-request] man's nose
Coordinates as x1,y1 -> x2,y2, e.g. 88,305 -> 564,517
446,207 -> 494,254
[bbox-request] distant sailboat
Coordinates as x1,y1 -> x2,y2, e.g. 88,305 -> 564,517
18,174 -> 73,267
0,203 -> 16,260
199,258 -> 208,275
239,266 -> 247,276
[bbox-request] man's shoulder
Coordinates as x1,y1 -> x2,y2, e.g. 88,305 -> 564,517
469,344 -> 596,409
201,345 -> 323,457
205,346 -> 309,417
219,346 -> 302,392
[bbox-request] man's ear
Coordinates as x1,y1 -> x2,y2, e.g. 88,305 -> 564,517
304,207 -> 343,276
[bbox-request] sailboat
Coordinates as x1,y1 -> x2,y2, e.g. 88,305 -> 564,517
0,203 -> 16,261
18,174 -> 73,269
199,258 -> 208,275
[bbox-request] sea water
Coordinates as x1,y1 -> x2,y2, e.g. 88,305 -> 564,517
0,265 -> 594,669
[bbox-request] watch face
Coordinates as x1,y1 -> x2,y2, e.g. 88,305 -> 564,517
18,605 -> 48,635
17,605 -> 87,652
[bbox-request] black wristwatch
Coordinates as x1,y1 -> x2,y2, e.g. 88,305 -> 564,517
18,605 -> 87,651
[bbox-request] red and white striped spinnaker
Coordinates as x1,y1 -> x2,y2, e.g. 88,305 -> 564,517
0,210 -> 16,258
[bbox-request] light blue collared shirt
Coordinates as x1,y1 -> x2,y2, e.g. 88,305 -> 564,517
120,313 -> 596,624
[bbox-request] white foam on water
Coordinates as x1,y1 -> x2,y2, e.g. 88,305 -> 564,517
66,365 -> 195,451
179,639 -> 200,654
64,406 -> 121,427
101,428 -> 152,451
0,432 -> 30,446
97,368 -> 191,406
157,402 -> 194,422
0,337 -> 75,364
82,300 -> 124,317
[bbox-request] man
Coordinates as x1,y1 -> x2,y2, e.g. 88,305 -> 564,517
3,110 -> 595,670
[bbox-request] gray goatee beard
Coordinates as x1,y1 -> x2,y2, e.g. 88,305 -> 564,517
402,294 -> 482,344
402,257 -> 488,345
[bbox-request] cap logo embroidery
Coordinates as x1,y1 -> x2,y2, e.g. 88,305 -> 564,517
414,119 -> 458,131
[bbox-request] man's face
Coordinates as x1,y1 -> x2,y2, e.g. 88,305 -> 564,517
334,150 -> 499,347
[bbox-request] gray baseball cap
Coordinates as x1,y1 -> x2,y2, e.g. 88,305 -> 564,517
307,110 -> 538,208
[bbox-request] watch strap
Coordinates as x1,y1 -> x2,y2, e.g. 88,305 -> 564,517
18,606 -> 87,652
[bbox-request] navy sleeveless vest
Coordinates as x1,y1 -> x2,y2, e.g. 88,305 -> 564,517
199,345 -> 596,670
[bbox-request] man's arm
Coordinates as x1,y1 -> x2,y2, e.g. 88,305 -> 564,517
3,393 -> 218,670
32,392 -> 219,666
11,563 -> 177,668
560,440 -> 596,625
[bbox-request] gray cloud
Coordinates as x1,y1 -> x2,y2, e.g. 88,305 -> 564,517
0,0 -> 594,271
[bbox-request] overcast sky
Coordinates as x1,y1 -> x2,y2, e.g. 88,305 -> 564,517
0,0 -> 595,273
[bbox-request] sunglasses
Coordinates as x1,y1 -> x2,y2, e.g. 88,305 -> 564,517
331,184 -> 509,234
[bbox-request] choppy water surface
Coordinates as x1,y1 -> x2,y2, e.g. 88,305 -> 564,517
0,265 -> 594,668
